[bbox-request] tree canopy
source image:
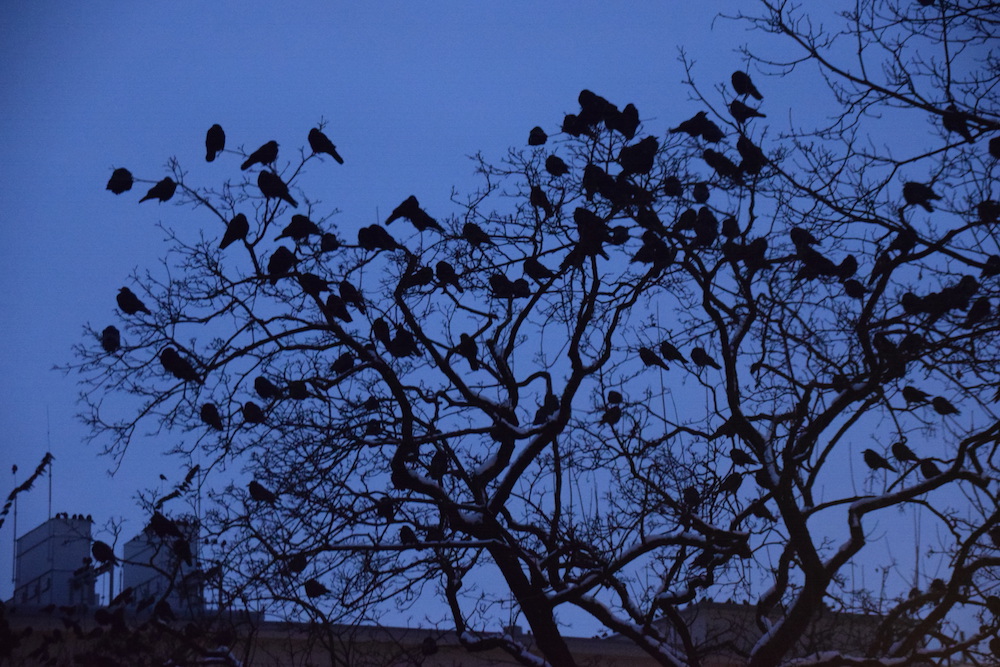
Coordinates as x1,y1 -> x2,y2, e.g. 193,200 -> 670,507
70,1 -> 1000,665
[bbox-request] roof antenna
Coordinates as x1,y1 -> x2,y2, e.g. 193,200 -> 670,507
10,464 -> 17,586
46,406 -> 53,520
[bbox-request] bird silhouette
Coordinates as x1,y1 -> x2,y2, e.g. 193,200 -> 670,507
435,260 -> 463,292
149,512 -> 184,540
692,182 -> 710,203
528,126 -> 547,145
266,246 -> 298,284
304,578 -> 329,598
338,280 -> 366,314
600,405 -> 622,426
892,441 -> 918,462
638,346 -> 669,371
736,135 -> 768,174
942,105 -> 974,144
330,352 -> 355,374
320,233 -> 340,253
607,390 -> 623,404
730,448 -> 755,466
429,449 -> 448,480
529,185 -> 555,218
243,401 -> 265,424
92,540 -> 116,565
670,111 -> 725,142
287,380 -> 310,400
254,376 -> 282,400
100,326 -> 120,353
931,396 -> 959,415
523,256 -> 554,283
731,71 -> 763,100
963,297 -> 990,327
607,102 -> 640,140
205,124 -> 225,162
200,403 -> 224,431
372,318 -> 391,348
729,100 -> 766,124
902,182 -> 941,212
618,136 -> 659,175
357,224 -> 401,252
258,171 -> 298,208
461,222 -> 492,247
399,526 -> 418,545
900,385 -> 930,404
863,449 -> 897,473
276,215 -> 322,242
456,333 -> 479,370
702,149 -> 743,181
173,537 -> 193,566
720,472 -> 743,494
106,168 -> 133,194
248,480 -> 276,503
160,348 -> 201,383
385,195 -> 442,232
843,279 -> 865,299
220,213 -> 249,249
920,459 -> 942,479
658,341 -> 685,363
241,140 -> 278,170
297,272 -> 329,298
139,177 -> 177,203
324,294 -> 352,323
308,128 -> 344,163
398,265 -> 434,292
991,136 -> 1000,160
117,287 -> 150,315
662,176 -> 684,197
544,155 -> 569,177
690,347 -> 721,369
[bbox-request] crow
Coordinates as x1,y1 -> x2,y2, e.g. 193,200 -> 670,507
931,396 -> 959,415
607,103 -> 639,140
139,177 -> 177,203
399,526 -> 418,545
338,280 -> 366,314
618,136 -> 659,175
703,149 -> 742,181
729,100 -> 766,124
863,448 -> 897,473
456,333 -> 479,371
670,111 -> 724,142
385,195 -> 442,232
308,128 -> 344,164
891,441 -> 918,463
736,135 -> 768,174
324,294 -> 352,323
731,71 -> 763,100
607,390 -> 623,405
320,233 -> 340,253
258,170 -> 298,208
730,448 -> 755,466
435,261 -> 463,292
205,124 -> 225,162
600,405 -> 622,426
330,352 -> 355,374
544,154 -> 570,177
275,214 -> 321,241
942,104 -> 974,144
266,246 -> 298,284
92,540 -> 116,565
241,140 -> 278,170
220,213 -> 249,249
160,348 -> 201,383
398,265 -> 434,292
692,182 -> 710,203
720,472 -> 743,494
902,386 -> 931,404
200,403 -> 224,431
248,480 -> 276,503
243,401 -> 265,424
523,256 -> 554,283
106,168 -> 133,194
357,224 -> 401,251
461,222 -> 492,247
254,376 -> 282,400
100,326 -> 120,353
690,347 -> 721,369
529,185 -> 555,218
638,346 -> 669,371
117,287 -> 150,315
902,182 -> 941,212
149,512 -> 184,540
528,126 -> 547,145
297,272 -> 329,298
304,578 -> 329,598
920,459 -> 942,479
658,341 -> 685,363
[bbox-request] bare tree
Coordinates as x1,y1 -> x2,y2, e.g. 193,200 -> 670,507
68,1 -> 1000,665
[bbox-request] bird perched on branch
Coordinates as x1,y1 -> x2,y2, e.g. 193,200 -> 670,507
690,347 -> 721,370
942,104 -> 974,144
544,155 -> 569,177
100,326 -> 120,353
891,441 -> 918,463
863,448 -> 897,473
308,128 -> 344,164
731,71 -> 763,100
220,213 -> 249,249
200,403 -> 224,431
258,171 -> 298,208
304,578 -> 329,598
106,168 -> 133,194
205,124 -> 225,162
117,287 -> 150,315
160,347 -> 201,384
528,126 -> 547,145
385,195 -> 442,232
241,140 -> 278,170
729,100 -> 766,124
248,480 -> 276,503
902,182 -> 941,212
266,246 -> 298,284
276,215 -> 322,242
638,346 -> 669,371
139,177 -> 177,203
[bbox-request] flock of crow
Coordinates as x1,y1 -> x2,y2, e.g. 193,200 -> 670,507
95,68 -> 1000,600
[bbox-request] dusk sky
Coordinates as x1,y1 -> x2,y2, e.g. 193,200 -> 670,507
0,1 -> 880,617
